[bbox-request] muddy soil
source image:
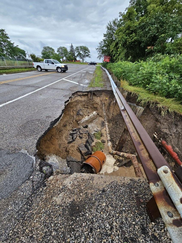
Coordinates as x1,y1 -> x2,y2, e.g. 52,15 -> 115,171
36,90 -> 182,178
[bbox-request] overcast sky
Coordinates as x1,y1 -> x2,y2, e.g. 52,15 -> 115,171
0,0 -> 130,62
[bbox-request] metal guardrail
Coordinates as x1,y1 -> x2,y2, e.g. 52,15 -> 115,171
102,67 -> 182,243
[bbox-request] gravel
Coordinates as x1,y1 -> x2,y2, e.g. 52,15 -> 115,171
4,173 -> 171,243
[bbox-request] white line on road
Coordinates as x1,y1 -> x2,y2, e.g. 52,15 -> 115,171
63,78 -> 87,87
62,78 -> 79,85
0,67 -> 89,108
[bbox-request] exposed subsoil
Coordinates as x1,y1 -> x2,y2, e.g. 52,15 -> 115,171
36,89 -> 182,177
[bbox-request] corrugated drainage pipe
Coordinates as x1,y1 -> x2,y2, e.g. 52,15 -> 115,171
81,151 -> 106,174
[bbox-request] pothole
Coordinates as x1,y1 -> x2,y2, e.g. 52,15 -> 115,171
36,90 -> 182,178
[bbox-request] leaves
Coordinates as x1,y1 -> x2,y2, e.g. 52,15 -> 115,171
107,54 -> 182,101
41,46 -> 55,59
97,0 -> 182,62
75,46 -> 91,62
0,29 -> 26,59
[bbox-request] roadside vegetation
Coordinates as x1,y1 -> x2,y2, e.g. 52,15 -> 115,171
98,0 -> 182,114
0,68 -> 35,74
107,54 -> 182,101
89,66 -> 104,88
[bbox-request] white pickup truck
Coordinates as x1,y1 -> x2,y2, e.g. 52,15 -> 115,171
33,59 -> 68,73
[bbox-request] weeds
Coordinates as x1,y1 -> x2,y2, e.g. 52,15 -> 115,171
89,66 -> 104,87
107,54 -> 182,101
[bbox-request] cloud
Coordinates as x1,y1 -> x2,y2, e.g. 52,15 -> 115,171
0,0 -> 130,61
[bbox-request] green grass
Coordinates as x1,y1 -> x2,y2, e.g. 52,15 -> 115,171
120,79 -> 182,114
0,68 -> 35,74
94,131 -> 102,140
89,66 -> 104,87
92,141 -> 104,152
66,62 -> 88,65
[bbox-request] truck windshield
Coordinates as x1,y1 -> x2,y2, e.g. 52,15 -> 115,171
52,60 -> 60,64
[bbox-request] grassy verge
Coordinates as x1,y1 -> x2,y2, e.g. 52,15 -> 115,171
89,66 -> 104,87
120,79 -> 182,115
66,62 -> 88,65
0,68 -> 35,74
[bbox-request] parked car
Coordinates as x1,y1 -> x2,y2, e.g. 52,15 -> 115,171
33,59 -> 68,73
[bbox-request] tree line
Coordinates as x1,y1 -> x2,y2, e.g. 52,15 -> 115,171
31,44 -> 91,62
97,0 -> 182,62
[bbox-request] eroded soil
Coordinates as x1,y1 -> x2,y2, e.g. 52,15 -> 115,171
36,90 -> 182,177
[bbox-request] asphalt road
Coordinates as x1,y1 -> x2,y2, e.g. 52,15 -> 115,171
0,64 -> 95,155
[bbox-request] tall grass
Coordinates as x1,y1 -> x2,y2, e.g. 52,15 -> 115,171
0,59 -> 33,66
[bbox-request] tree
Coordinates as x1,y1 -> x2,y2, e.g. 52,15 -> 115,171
68,43 -> 76,61
13,46 -> 26,59
0,29 -> 26,59
97,0 -> 182,62
30,54 -> 43,62
75,46 -> 91,62
96,19 -> 119,61
41,46 -> 55,59
57,46 -> 69,60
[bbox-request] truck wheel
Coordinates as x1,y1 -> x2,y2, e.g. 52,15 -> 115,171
37,66 -> 42,72
57,67 -> 62,73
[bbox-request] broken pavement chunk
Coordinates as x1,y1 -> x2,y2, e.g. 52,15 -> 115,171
78,143 -> 92,158
66,156 -> 82,173
87,132 -> 94,145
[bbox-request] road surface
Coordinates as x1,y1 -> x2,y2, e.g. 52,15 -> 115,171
0,64 -> 95,155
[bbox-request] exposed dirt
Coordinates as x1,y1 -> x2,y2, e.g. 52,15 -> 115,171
36,89 -> 182,177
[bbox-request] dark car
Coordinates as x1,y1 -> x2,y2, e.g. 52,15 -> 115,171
88,62 -> 97,65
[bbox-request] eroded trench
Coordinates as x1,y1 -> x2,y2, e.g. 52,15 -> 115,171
36,90 -> 182,178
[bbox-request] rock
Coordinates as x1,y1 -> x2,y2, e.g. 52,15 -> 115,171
85,141 -> 92,155
39,160 -> 53,178
66,156 -> 82,174
87,132 -> 94,145
46,155 -> 70,174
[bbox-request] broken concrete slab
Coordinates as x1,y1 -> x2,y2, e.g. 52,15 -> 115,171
46,154 -> 70,174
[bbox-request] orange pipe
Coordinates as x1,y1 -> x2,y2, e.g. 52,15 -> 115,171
82,151 -> 106,173
161,140 -> 182,166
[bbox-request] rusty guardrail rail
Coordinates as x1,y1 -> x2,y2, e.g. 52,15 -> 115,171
102,67 -> 182,243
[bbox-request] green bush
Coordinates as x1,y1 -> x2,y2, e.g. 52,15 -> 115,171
107,55 -> 182,101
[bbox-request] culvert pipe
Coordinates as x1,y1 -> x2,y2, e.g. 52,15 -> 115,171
81,151 -> 106,174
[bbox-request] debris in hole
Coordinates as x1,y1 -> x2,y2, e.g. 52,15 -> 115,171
66,156 -> 82,173
128,102 -> 144,118
39,160 -> 53,178
46,155 -> 70,174
78,143 -> 91,158
81,151 -> 106,174
78,111 -> 97,124
114,157 -> 131,167
100,154 -> 118,174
